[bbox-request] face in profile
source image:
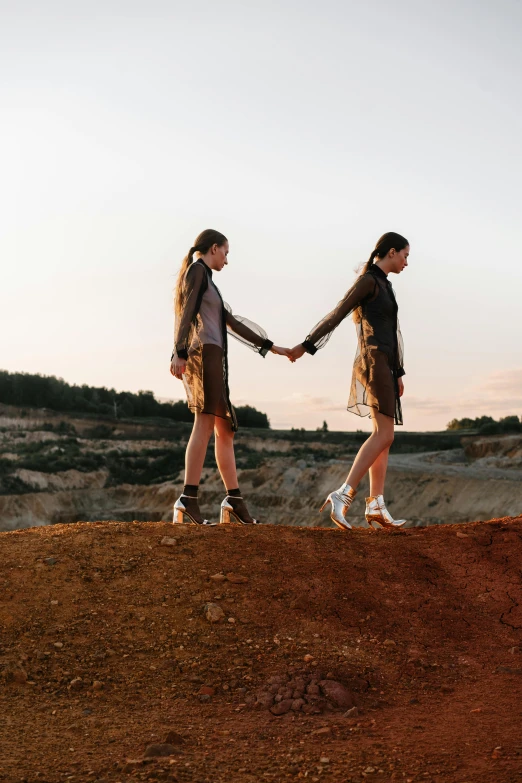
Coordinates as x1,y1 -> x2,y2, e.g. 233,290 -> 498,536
392,245 -> 409,274
213,241 -> 229,271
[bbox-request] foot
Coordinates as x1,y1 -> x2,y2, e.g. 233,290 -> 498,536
365,495 -> 406,529
223,496 -> 259,525
320,483 -> 357,530
173,495 -> 216,525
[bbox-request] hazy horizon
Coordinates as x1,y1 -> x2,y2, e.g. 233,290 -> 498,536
2,0 -> 522,431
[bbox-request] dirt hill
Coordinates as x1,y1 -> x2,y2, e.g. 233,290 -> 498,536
1,517 -> 522,783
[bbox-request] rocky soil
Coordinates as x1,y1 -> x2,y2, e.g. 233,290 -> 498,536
1,517 -> 522,782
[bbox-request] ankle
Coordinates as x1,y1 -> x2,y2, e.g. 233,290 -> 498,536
183,484 -> 199,498
226,487 -> 242,498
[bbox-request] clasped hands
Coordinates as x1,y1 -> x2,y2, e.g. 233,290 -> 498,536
270,344 -> 306,363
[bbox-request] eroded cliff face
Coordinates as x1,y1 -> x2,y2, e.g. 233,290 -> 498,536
463,434 -> 522,465
1,410 -> 521,531
2,458 -> 522,531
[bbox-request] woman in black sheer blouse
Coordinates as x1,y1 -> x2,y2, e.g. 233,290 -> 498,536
290,232 -> 410,531
170,229 -> 290,526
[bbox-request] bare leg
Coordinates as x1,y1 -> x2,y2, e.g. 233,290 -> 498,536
214,416 -> 257,524
184,412 -> 215,485
214,416 -> 237,490
369,447 -> 389,497
346,410 -> 394,490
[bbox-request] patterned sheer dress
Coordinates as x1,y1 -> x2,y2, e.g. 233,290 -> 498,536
172,260 -> 273,431
302,264 -> 405,425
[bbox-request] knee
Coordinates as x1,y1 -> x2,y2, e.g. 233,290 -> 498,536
195,414 -> 215,438
374,427 -> 394,450
214,422 -> 234,443
383,431 -> 394,450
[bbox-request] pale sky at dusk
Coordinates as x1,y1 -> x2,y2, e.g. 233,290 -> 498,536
1,0 -> 521,430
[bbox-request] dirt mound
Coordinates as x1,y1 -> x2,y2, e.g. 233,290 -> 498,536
1,518 -> 522,782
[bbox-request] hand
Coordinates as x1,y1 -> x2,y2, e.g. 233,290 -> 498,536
170,357 -> 187,380
288,344 -> 306,362
271,345 -> 295,362
398,377 -> 404,397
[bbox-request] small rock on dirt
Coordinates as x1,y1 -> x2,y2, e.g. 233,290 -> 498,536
69,678 -> 83,691
210,573 -> 226,582
319,680 -> 353,709
383,639 -> 396,648
160,537 -> 178,547
226,573 -> 249,584
255,692 -> 274,708
44,557 -> 57,565
343,706 -> 359,718
164,731 -> 185,746
144,743 -> 179,758
270,699 -> 294,715
202,603 -> 225,623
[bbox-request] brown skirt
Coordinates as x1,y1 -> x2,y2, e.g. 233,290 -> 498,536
182,343 -> 234,426
348,347 -> 402,424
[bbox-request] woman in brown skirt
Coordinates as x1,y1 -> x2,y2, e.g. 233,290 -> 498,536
170,229 -> 290,526
290,232 -> 410,531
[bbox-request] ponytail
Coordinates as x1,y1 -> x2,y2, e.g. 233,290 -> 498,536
361,248 -> 379,276
174,246 -> 198,318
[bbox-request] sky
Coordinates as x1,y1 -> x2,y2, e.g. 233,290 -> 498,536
1,0 -> 522,431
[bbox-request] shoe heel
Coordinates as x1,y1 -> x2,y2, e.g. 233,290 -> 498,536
220,507 -> 232,524
319,497 -> 330,513
173,508 -> 185,524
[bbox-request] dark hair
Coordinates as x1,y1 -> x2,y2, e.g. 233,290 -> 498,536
175,229 -> 228,317
360,232 -> 409,276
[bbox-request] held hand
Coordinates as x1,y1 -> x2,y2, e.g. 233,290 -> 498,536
170,357 -> 187,380
288,344 -> 306,362
398,377 -> 404,397
270,345 -> 295,362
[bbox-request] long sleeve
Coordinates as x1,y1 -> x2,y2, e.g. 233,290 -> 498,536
302,274 -> 377,355
225,303 -> 274,357
396,320 -> 405,377
173,263 -> 207,360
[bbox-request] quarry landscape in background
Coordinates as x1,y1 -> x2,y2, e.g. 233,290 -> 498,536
1,404 -> 522,531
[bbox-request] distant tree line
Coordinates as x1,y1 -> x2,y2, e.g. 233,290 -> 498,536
447,414 -> 521,435
0,371 -> 270,429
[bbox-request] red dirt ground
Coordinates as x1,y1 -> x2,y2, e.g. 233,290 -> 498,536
1,517 -> 522,783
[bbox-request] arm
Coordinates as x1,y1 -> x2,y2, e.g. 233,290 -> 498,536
173,263 -> 207,361
301,274 -> 376,355
396,319 -> 405,377
225,304 -> 274,357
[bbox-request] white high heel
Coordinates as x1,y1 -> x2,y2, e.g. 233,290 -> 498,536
319,483 -> 357,530
219,496 -> 260,525
365,495 -> 406,529
173,495 -> 216,526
